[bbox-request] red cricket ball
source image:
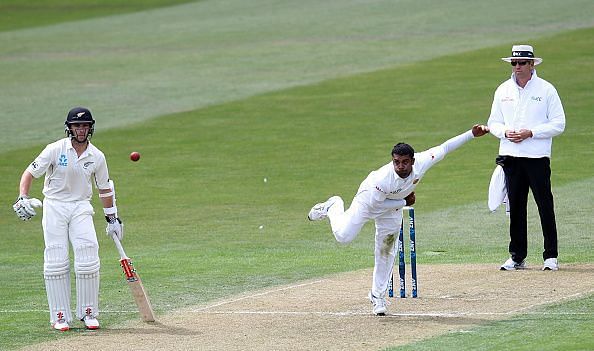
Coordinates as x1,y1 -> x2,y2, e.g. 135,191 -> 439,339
130,151 -> 141,162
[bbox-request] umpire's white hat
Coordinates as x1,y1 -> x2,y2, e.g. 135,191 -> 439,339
501,45 -> 543,65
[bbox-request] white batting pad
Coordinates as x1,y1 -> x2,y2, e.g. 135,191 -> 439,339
74,244 -> 100,319
44,245 -> 72,323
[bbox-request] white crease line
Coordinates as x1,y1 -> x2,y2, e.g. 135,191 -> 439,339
3,309 -> 591,318
189,279 -> 328,312
4,286 -> 592,316
195,310 -> 594,317
0,310 -> 142,313
1,280 -> 329,314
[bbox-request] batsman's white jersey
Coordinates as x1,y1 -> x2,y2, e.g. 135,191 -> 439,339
27,138 -> 111,200
327,130 -> 476,297
27,138 -> 110,324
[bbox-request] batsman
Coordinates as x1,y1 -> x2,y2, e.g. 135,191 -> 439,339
13,107 -> 123,331
308,124 -> 489,315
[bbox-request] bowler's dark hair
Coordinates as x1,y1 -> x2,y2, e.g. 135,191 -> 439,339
391,143 -> 415,158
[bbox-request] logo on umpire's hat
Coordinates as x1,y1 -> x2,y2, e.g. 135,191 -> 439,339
501,45 -> 542,65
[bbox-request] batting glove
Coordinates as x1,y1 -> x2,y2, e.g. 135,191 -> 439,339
13,195 -> 42,221
106,216 -> 124,241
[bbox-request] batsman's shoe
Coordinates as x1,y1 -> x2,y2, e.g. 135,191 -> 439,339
500,258 -> 526,271
82,316 -> 100,330
52,319 -> 70,331
307,196 -> 340,221
368,291 -> 388,316
542,258 -> 559,271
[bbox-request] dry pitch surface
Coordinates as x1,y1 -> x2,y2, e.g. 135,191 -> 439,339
21,264 -> 594,351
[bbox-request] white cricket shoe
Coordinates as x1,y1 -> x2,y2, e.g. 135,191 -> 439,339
368,291 -> 388,316
542,258 -> 559,271
82,315 -> 100,330
500,258 -> 526,271
52,319 -> 70,331
307,196 -> 340,221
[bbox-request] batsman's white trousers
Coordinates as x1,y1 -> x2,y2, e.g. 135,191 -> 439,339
327,196 -> 403,297
42,198 -> 100,323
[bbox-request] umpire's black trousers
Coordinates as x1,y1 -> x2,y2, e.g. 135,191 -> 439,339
501,156 -> 558,262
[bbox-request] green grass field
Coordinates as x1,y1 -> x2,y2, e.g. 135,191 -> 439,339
1,1 -> 593,350
2,0 -> 594,153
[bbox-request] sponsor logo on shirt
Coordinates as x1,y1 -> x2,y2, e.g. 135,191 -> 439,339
501,97 -> 514,102
31,161 -> 39,169
58,154 -> 68,167
375,186 -> 387,194
83,162 -> 94,169
531,96 -> 542,102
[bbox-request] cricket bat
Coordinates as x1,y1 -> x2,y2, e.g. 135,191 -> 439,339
112,236 -> 156,322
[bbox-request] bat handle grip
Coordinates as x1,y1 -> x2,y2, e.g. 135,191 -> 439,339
111,235 -> 129,259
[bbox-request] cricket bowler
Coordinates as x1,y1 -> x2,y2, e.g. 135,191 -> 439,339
308,124 -> 489,315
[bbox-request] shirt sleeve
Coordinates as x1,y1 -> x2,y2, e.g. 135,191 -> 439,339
531,87 -> 565,138
368,184 -> 407,211
93,153 -> 111,190
369,181 -> 388,207
26,145 -> 54,178
487,86 -> 506,139
377,198 -> 407,210
416,130 -> 474,174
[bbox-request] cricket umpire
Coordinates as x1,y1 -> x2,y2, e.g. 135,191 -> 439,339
13,107 -> 123,331
487,45 -> 566,271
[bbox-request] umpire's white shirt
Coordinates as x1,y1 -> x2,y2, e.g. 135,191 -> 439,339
27,138 -> 110,201
487,70 -> 565,158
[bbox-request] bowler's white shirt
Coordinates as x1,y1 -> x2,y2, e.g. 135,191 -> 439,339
487,70 -> 565,158
27,138 -> 110,201
355,130 -> 475,214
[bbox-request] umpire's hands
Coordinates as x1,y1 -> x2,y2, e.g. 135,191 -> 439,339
106,216 -> 124,240
505,129 -> 533,143
13,195 -> 42,221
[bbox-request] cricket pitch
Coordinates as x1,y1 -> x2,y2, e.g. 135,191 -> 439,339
20,263 -> 594,351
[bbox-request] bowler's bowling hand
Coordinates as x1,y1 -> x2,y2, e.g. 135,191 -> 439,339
472,124 -> 489,137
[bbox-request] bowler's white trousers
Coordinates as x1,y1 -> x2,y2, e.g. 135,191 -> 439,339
42,198 -> 100,324
327,196 -> 403,297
